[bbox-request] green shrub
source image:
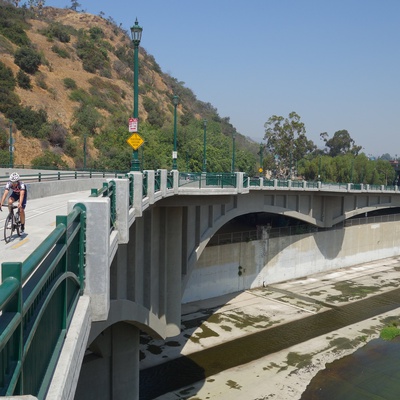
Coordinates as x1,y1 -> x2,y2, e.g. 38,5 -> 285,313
64,135 -> 78,157
31,150 -> 68,169
71,104 -> 102,136
14,46 -> 41,74
63,77 -> 77,90
76,29 -> 110,74
7,106 -> 47,138
89,27 -> 104,40
0,91 -> 21,115
40,22 -> 71,43
69,88 -> 91,104
51,44 -> 70,59
380,324 -> 400,341
0,61 -> 16,91
0,3 -> 31,47
16,69 -> 32,90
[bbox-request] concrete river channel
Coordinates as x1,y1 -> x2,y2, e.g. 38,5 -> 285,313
139,257 -> 400,399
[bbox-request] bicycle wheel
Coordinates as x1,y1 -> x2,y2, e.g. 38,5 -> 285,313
15,211 -> 21,237
4,214 -> 14,243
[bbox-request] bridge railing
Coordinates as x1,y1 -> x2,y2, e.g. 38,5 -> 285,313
178,172 -> 237,188
0,170 -> 122,185
90,181 -> 116,232
0,204 -> 86,398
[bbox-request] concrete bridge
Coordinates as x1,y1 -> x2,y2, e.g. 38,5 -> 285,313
1,169 -> 400,400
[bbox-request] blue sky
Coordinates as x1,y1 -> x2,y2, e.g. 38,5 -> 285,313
45,0 -> 400,157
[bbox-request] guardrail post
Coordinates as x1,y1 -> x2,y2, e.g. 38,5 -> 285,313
158,169 -> 168,197
171,170 -> 179,194
144,170 -> 155,204
68,198 -> 110,321
129,172 -> 143,217
236,172 -> 243,193
107,178 -> 130,244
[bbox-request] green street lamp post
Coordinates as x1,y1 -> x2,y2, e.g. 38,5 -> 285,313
231,131 -> 236,173
259,143 -> 264,175
202,119 -> 207,172
83,134 -> 87,170
9,119 -> 13,168
130,18 -> 143,171
172,95 -> 179,170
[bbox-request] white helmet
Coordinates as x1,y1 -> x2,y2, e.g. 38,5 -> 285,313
9,172 -> 20,182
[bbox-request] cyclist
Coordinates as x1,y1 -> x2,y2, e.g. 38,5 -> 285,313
0,172 -> 27,233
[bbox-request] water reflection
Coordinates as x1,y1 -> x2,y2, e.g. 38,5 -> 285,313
301,337 -> 400,399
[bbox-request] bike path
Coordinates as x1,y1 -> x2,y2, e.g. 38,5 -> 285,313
0,190 -> 91,265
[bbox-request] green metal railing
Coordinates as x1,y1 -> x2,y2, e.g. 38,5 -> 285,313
154,171 -> 161,192
178,172 -> 237,189
0,171 -> 122,185
127,174 -> 134,209
0,204 -> 86,398
90,181 -> 116,232
167,172 -> 174,189
142,172 -> 148,198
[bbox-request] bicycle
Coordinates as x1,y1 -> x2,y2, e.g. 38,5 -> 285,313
2,204 -> 22,243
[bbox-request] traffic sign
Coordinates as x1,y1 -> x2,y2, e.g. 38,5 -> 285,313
129,118 -> 138,133
127,133 -> 144,150
259,168 -> 263,173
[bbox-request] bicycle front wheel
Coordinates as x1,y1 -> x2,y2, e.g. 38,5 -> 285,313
4,214 -> 14,243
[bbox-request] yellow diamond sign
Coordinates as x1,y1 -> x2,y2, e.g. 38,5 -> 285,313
127,133 -> 144,150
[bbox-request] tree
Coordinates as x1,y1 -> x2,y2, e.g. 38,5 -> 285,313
264,112 -> 315,178
320,130 -> 362,157
16,69 -> 32,89
70,1 -> 81,11
14,46 -> 41,74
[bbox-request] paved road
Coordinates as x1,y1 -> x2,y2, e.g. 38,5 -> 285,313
0,190 -> 90,265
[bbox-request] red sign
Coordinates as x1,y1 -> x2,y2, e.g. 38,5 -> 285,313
129,118 -> 138,133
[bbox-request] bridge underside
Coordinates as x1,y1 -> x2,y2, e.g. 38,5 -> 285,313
73,181 -> 400,400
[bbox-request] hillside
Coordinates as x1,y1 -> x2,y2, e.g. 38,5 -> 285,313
0,2 -> 260,173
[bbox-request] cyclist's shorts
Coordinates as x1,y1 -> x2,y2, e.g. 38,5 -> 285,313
10,190 -> 27,208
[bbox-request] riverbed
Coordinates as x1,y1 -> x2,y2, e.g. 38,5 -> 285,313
139,257 -> 400,399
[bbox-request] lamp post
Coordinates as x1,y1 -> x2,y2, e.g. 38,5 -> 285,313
259,143 -> 264,176
202,119 -> 207,172
83,134 -> 87,170
9,119 -> 13,168
231,131 -> 236,173
172,95 -> 179,170
130,18 -> 143,171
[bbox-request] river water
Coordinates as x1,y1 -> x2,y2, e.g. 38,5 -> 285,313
301,337 -> 400,399
140,287 -> 400,399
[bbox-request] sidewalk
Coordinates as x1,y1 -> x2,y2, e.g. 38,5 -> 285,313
0,190 -> 90,265
139,257 -> 400,399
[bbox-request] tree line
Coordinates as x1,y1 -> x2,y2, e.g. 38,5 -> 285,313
262,112 -> 396,185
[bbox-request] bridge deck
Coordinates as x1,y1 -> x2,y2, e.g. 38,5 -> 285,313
0,190 -> 90,266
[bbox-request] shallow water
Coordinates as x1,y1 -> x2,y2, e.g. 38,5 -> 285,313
301,337 -> 400,399
140,288 -> 400,399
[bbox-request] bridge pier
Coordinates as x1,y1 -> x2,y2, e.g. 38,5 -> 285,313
74,322 -> 139,400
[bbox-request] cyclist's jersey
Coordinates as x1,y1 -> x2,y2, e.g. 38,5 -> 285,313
5,181 -> 27,194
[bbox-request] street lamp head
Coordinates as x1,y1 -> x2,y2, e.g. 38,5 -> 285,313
173,95 -> 179,106
130,18 -> 143,45
203,119 -> 207,127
